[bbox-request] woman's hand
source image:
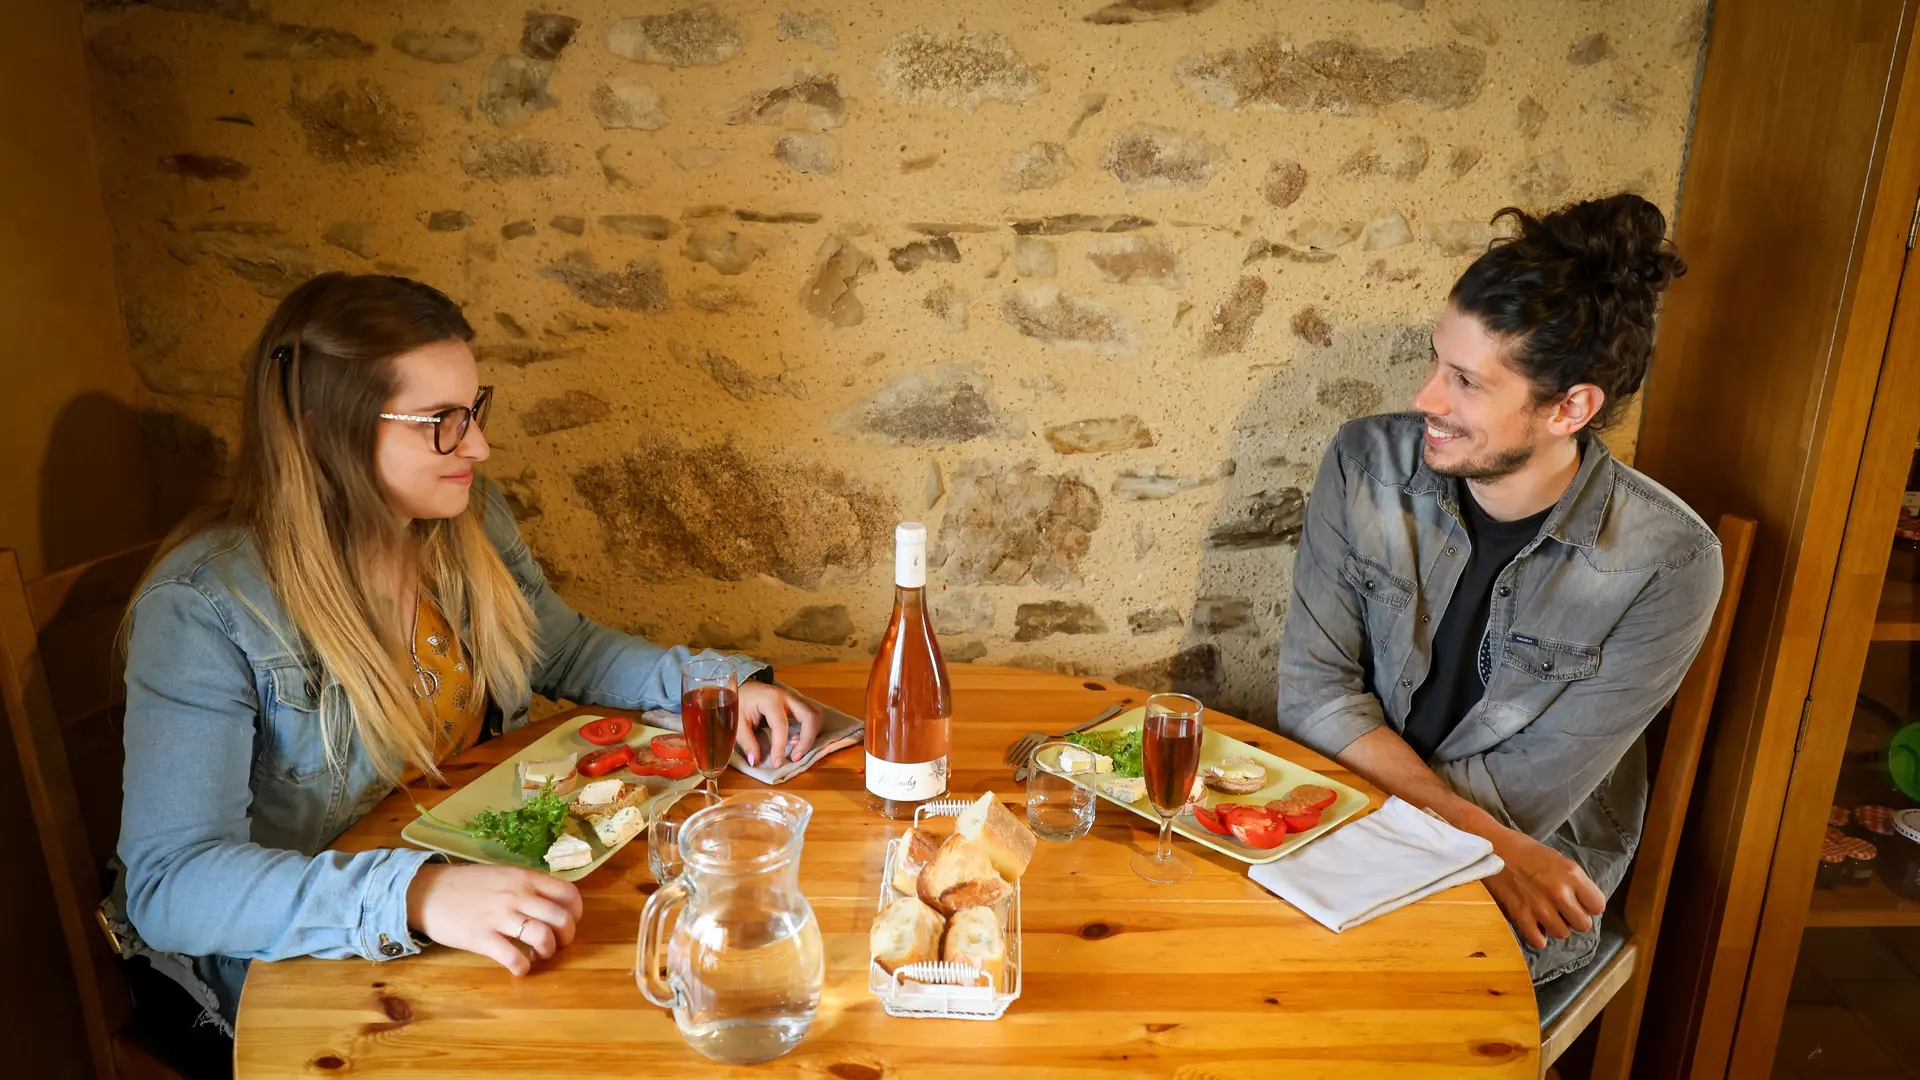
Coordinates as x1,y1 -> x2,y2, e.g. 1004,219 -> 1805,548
406,863 -> 582,975
735,682 -> 822,766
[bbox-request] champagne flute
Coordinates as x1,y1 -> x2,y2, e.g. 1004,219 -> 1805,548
680,658 -> 739,798
1131,693 -> 1205,884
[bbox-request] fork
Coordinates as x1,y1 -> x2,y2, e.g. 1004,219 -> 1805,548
1004,703 -> 1125,779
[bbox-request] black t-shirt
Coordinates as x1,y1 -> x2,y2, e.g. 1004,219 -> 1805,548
1401,488 -> 1552,761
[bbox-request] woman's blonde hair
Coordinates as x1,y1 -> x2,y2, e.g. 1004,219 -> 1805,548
150,273 -> 536,782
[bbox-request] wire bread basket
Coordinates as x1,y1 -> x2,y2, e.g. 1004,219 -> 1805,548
867,798 -> 1022,1020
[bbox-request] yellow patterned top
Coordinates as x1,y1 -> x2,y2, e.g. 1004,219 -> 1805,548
399,589 -> 485,785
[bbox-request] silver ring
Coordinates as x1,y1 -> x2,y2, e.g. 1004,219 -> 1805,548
514,915 -> 531,943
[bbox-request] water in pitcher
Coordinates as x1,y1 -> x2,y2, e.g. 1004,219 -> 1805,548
637,791 -> 826,1065
671,898 -> 824,1064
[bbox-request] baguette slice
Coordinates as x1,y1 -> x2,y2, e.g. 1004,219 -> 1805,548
870,896 -> 946,975
891,828 -> 941,897
569,780 -> 649,823
917,835 -> 1012,916
942,906 -> 1007,989
519,753 -> 579,800
954,791 -> 1037,882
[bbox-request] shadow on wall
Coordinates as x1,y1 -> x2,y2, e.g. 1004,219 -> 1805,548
36,391 -> 227,572
134,405 -> 229,534
1162,319 -> 1432,729
36,390 -> 155,572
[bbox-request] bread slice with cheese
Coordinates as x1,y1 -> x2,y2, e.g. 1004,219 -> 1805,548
891,828 -> 941,897
954,792 -> 1037,882
942,906 -> 1007,989
916,835 -> 1012,916
569,778 -> 648,819
870,896 -> 946,975
518,753 -> 579,800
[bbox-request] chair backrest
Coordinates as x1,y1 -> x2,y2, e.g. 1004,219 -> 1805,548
0,542 -> 160,1080
1621,515 -> 1758,940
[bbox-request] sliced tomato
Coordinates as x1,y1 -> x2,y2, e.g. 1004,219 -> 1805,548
1281,809 -> 1323,833
1214,803 -> 1266,830
628,747 -> 661,776
651,734 -> 694,761
579,716 -> 633,746
579,744 -> 635,776
1191,806 -> 1231,836
653,758 -> 699,781
1287,784 -> 1338,812
1229,816 -> 1288,849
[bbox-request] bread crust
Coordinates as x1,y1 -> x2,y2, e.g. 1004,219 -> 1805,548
871,896 -> 945,974
917,836 -> 1012,916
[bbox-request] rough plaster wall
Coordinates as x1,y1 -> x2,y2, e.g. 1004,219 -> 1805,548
83,0 -> 1707,724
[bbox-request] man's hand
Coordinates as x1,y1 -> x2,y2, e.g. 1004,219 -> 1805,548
735,682 -> 822,766
1482,831 -> 1607,949
1329,726 -> 1607,949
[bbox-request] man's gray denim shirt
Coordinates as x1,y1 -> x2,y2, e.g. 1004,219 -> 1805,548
1276,414 -> 1722,982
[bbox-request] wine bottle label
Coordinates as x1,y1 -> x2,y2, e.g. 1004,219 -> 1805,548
864,754 -> 948,801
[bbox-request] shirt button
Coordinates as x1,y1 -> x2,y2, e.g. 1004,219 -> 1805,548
1445,546 -> 1458,556
1421,614 -> 1431,624
378,934 -> 404,958
1400,678 -> 1412,688
1497,585 -> 1512,598
1540,660 -> 1554,672
1364,580 -> 1375,591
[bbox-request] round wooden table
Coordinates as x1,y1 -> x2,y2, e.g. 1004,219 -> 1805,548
236,662 -> 1538,1077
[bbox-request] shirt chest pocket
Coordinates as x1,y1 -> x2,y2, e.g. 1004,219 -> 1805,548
1342,552 -> 1415,611
256,663 -> 337,784
1499,635 -> 1602,682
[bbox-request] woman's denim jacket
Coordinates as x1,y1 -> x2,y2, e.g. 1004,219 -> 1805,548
110,481 -> 762,1030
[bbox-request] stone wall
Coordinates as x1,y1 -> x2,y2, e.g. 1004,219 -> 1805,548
83,0 -> 1709,723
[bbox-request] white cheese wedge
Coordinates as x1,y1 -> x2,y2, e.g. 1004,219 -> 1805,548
543,833 -> 592,872
1208,759 -> 1265,785
575,777 -> 624,807
1055,746 -> 1096,774
1099,776 -> 1146,803
592,805 -> 646,848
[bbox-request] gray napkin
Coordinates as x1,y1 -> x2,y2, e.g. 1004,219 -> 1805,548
640,684 -> 863,785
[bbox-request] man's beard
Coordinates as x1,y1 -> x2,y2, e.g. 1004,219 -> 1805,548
1423,420 -> 1537,481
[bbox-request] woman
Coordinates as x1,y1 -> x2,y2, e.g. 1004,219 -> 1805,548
116,273 -> 820,1036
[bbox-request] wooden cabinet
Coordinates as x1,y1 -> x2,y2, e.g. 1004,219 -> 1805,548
1628,2 -> 1920,1077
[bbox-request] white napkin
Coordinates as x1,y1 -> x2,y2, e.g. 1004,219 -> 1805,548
639,684 -> 863,786
1248,796 -> 1504,932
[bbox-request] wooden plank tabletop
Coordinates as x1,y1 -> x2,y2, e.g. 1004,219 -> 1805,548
235,662 -> 1538,1078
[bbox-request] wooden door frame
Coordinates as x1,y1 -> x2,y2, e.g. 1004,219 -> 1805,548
1630,3 -> 1920,1076
1721,136 -> 1920,1080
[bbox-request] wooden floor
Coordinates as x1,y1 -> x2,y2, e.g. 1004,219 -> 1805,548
1775,926 -> 1920,1079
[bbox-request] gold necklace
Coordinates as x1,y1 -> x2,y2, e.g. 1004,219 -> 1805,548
408,593 -> 440,699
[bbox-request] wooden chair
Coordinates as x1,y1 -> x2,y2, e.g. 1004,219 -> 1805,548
1533,514 -> 1757,1077
0,542 -> 190,1080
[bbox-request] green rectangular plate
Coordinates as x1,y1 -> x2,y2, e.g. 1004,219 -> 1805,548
1061,708 -> 1370,865
400,715 -> 700,882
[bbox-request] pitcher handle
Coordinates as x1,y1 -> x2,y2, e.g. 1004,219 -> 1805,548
636,877 -> 688,1009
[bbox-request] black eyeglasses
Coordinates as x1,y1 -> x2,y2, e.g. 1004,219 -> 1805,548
379,386 -> 493,454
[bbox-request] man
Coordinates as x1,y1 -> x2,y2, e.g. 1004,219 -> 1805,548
1275,193 -> 1721,983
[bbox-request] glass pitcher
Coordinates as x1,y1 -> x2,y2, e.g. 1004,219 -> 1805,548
636,790 -> 825,1064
